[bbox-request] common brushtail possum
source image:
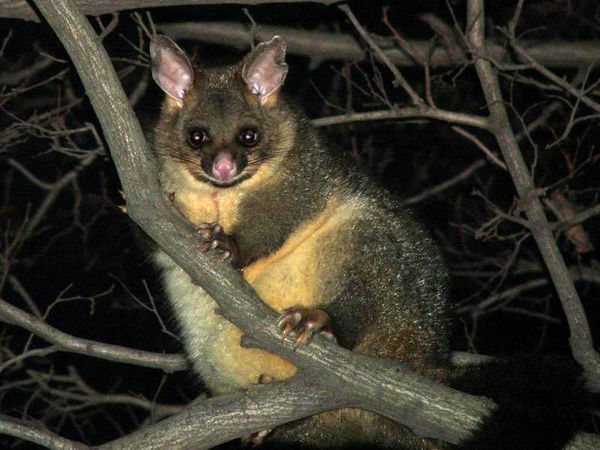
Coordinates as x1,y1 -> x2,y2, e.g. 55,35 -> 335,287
143,33 -> 596,450
149,34 -> 451,449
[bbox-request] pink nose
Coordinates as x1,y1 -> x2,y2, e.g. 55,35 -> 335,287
212,152 -> 237,181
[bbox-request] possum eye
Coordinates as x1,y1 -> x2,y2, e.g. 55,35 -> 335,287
238,128 -> 260,147
188,128 -> 209,148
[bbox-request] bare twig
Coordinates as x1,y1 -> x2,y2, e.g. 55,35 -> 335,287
456,278 -> 549,314
451,126 -> 506,169
8,275 -> 42,318
403,159 -> 486,205
505,3 -> 600,114
0,298 -> 187,372
0,413 -> 87,450
311,106 -> 490,130
339,4 -> 424,108
27,367 -> 184,418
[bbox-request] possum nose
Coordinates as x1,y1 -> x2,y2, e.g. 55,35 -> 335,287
212,152 -> 237,181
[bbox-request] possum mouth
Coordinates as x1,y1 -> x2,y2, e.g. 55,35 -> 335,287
188,165 -> 253,188
196,150 -> 252,187
207,172 -> 252,187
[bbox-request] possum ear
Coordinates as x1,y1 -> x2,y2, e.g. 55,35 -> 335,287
150,35 -> 194,108
242,36 -> 288,106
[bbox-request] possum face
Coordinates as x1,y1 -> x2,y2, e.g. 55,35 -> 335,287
150,35 -> 288,188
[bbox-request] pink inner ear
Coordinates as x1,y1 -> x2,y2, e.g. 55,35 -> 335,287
154,58 -> 192,100
150,36 -> 193,102
242,37 -> 288,103
245,50 -> 285,96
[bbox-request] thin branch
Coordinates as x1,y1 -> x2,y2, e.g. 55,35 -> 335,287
311,106 -> 490,130
506,30 -> 600,114
403,159 -> 486,205
456,278 -> 549,314
0,413 -> 87,450
10,153 -> 97,248
8,275 -> 42,318
28,369 -> 183,417
339,4 -> 424,108
0,345 -> 60,373
0,298 -> 187,372
451,125 -> 506,169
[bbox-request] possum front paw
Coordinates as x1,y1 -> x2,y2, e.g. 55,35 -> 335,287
277,306 -> 337,349
196,222 -> 238,263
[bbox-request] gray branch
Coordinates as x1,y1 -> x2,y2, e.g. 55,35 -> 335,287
0,0 -> 339,22
98,375 -> 346,449
3,2 -> 599,69
160,21 -> 600,69
0,298 -> 187,372
0,414 -> 87,450
467,0 -> 600,385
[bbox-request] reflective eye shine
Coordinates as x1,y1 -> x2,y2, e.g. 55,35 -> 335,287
238,128 -> 260,147
188,128 -> 209,148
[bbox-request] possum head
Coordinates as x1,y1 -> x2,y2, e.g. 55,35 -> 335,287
150,34 -> 289,187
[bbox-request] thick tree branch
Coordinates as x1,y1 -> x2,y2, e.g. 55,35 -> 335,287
159,21 -> 600,69
466,0 -> 600,384
98,375 -> 346,450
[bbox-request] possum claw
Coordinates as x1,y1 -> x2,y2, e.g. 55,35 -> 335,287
196,222 -> 238,263
277,306 -> 336,349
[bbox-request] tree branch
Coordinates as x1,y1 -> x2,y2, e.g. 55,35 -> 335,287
0,0 -> 340,22
0,413 -> 87,450
311,107 -> 490,130
339,3 -> 424,108
0,298 -> 187,372
98,375 -> 346,450
159,21 -> 600,69
466,0 -> 600,385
